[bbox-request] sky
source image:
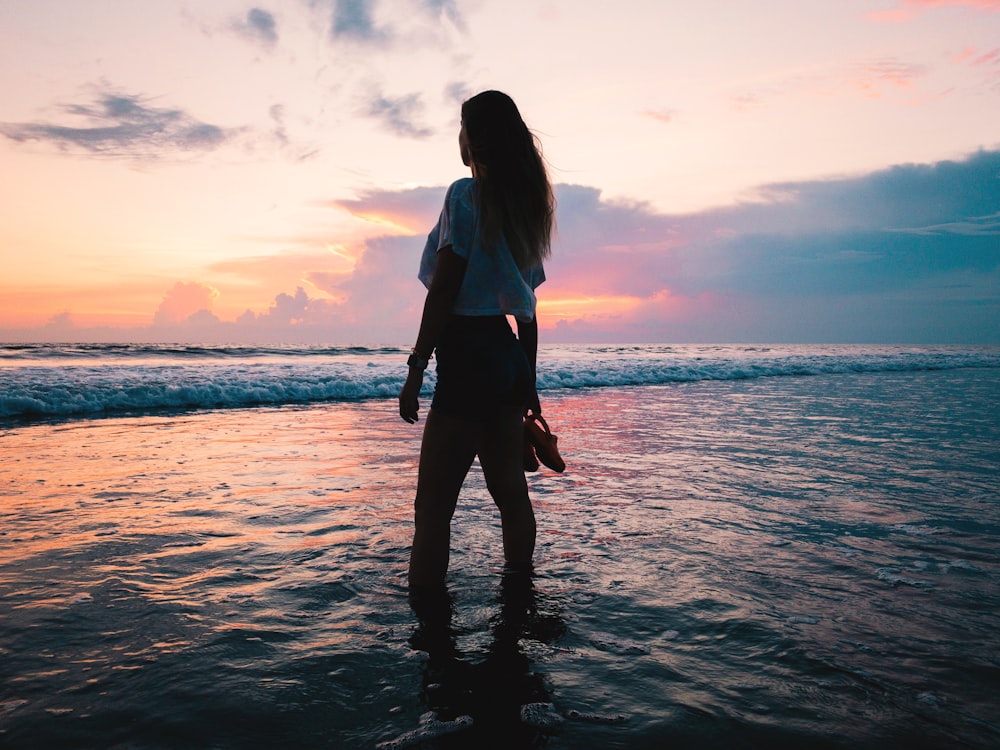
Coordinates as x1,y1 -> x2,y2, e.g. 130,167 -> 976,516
1,0 -> 998,345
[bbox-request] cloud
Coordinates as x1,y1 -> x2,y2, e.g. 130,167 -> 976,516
153,282 -> 220,326
952,46 -> 1000,93
206,248 -> 358,304
330,0 -> 387,42
971,48 -> 1000,66
867,0 -> 1000,22
894,211 -> 1000,236
332,235 -> 425,320
259,287 -> 315,324
303,0 -> 468,55
545,186 -> 687,299
422,0 -> 464,29
666,151 -> 1000,326
0,87 -> 239,160
729,148 -> 1000,235
913,0 -> 1000,8
250,103 -> 321,161
269,104 -> 288,145
362,90 -> 433,137
146,287 -> 344,341
444,80 -> 473,104
642,109 -> 676,124
850,58 -> 927,97
543,149 -> 1000,340
333,185 -> 444,232
42,312 -> 76,334
6,150 -> 998,344
232,7 -> 279,47
138,274 -> 414,344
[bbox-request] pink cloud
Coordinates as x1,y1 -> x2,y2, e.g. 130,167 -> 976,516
910,0 -> 1000,8
206,249 -> 357,312
331,235 -> 427,327
642,109 -> 675,124
948,45 -> 1000,93
973,48 -> 1000,65
542,187 -> 691,300
332,186 -> 443,234
153,281 -> 219,326
850,59 -> 927,97
950,46 -> 1000,65
952,46 -> 977,63
731,93 -> 766,112
867,0 -> 1000,23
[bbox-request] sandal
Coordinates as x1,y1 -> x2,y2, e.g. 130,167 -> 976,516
524,412 -> 565,473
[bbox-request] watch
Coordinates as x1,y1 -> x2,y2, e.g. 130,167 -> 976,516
407,352 -> 430,370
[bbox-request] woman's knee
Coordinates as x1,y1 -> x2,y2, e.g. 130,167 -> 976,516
414,491 -> 457,526
487,479 -> 530,512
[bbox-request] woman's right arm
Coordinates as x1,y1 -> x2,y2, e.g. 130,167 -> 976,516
411,246 -> 467,361
399,246 -> 467,424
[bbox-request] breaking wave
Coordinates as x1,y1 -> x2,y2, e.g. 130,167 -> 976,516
2,343 -> 997,421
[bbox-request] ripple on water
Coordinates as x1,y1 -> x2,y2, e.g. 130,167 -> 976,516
1,371 -> 999,748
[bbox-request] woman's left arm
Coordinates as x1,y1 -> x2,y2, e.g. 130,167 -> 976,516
517,315 -> 541,415
399,246 -> 467,423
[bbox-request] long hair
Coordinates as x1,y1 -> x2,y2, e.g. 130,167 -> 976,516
460,91 -> 554,269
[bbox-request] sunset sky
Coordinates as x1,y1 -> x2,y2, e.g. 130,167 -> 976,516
1,0 -> 998,344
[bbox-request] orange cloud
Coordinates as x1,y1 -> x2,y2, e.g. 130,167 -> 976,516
541,289 -> 717,342
0,281 -> 173,328
537,289 -> 699,334
537,294 -> 644,323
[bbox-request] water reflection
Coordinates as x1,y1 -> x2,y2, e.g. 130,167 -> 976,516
403,572 -> 566,749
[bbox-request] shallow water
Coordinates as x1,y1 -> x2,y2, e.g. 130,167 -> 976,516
2,368 -> 999,748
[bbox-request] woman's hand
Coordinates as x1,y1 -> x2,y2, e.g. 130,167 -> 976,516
527,383 -> 541,417
399,368 -> 423,423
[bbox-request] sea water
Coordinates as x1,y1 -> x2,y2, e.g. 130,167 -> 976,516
3,342 -> 997,422
1,344 -> 998,748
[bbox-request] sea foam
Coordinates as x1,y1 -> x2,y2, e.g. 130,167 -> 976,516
2,343 -> 997,421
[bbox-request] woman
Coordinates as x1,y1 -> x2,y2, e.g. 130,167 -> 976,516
399,90 -> 554,588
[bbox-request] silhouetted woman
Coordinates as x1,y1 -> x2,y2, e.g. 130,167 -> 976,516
399,90 -> 554,588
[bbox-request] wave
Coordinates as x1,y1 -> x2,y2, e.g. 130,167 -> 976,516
2,346 -> 998,422
2,361 -> 410,421
0,343 -> 406,361
536,347 -> 1000,389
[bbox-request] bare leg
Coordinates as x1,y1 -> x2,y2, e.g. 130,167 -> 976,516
408,409 -> 479,587
478,407 -> 536,570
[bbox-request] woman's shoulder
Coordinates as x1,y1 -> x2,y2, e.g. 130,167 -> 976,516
446,177 -> 475,200
444,178 -> 476,222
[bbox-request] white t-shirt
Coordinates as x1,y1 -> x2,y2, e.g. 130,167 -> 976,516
419,178 -> 545,322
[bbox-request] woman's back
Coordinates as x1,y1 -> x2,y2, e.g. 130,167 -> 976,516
418,177 -> 545,323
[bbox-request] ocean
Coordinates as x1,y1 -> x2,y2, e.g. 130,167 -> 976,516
1,343 -> 998,748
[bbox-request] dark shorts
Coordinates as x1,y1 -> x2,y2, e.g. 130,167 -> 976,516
431,315 -> 532,423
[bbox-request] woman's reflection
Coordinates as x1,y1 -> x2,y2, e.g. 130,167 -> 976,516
405,571 -> 566,748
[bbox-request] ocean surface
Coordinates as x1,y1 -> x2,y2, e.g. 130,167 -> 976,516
1,343 -> 999,748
